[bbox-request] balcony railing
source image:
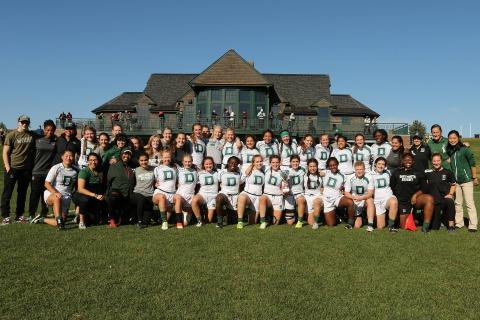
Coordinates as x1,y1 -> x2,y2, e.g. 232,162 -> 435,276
56,117 -> 409,138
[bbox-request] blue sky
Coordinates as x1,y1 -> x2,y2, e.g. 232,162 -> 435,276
1,0 -> 479,136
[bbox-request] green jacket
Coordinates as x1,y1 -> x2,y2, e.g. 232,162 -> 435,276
102,146 -> 126,164
427,137 -> 450,170
106,161 -> 135,197
449,146 -> 476,184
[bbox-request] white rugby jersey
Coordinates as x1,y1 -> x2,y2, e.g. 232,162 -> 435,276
287,167 -> 305,195
280,142 -> 298,167
297,146 -> 315,169
46,163 -> 78,196
331,148 -> 354,175
243,169 -> 265,196
371,170 -> 393,199
190,139 -> 206,167
256,141 -> 279,165
177,167 -> 198,195
154,164 -> 177,193
263,167 -> 284,196
222,141 -> 241,165
314,144 -> 330,170
304,173 -> 322,196
371,142 -> 392,163
322,170 -> 345,199
345,175 -> 374,196
240,147 -> 260,167
352,146 -> 372,170
218,169 -> 244,195
198,170 -> 219,194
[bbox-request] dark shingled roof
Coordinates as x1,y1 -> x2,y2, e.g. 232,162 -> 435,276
91,92 -> 155,113
330,94 -> 379,117
144,74 -> 196,111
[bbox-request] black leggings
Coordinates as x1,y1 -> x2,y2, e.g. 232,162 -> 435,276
107,190 -> 130,223
131,193 -> 153,224
28,174 -> 48,217
72,192 -> 105,223
431,198 -> 455,230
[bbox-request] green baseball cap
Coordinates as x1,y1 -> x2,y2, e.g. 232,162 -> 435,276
18,115 -> 31,123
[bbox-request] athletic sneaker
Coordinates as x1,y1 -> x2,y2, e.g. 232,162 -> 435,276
183,212 -> 192,226
1,217 -> 11,226
195,221 -> 203,227
447,227 -> 456,234
72,214 -> 79,224
216,222 -> 223,229
344,224 -> 353,230
161,221 -> 168,230
57,218 -> 65,231
176,222 -> 184,229
237,221 -> 244,229
78,222 -> 87,230
30,215 -> 44,224
366,225 -> 374,232
259,222 -> 268,229
422,227 -> 430,234
388,226 -> 399,233
312,222 -> 319,230
295,221 -> 303,229
15,215 -> 28,223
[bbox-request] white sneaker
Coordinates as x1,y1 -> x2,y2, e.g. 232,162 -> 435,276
312,222 -> 319,230
183,211 -> 191,226
161,221 -> 168,230
195,221 -> 203,227
366,225 -> 374,232
78,222 -> 87,230
259,222 -> 267,229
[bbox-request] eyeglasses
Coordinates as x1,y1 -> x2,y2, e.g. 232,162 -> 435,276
20,121 -> 30,125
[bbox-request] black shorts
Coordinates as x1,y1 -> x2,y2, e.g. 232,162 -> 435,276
399,202 -> 413,215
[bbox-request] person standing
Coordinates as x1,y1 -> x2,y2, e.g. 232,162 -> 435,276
427,124 -> 450,170
446,130 -> 478,231
410,134 -> 431,173
1,115 -> 36,225
28,120 -> 57,221
54,121 -> 81,164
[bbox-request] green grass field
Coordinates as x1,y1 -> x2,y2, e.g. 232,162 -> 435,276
1,140 -> 480,319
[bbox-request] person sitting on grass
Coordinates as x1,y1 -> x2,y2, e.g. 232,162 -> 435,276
371,157 -> 398,231
216,156 -> 244,228
32,150 -> 78,230
237,154 -> 264,229
71,153 -> 105,230
344,161 -> 375,231
173,154 -> 200,229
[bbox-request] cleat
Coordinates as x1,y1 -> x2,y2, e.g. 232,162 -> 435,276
15,215 -> 28,223
447,227 -> 456,234
161,221 -> 168,230
72,214 -> 79,224
259,222 -> 268,230
468,229 -> 477,233
388,226 -> 399,233
422,227 -> 430,234
295,221 -> 303,229
344,224 -> 353,230
366,225 -> 374,232
1,217 -> 11,226
183,212 -> 191,226
312,222 -> 319,230
176,222 -> 184,229
237,221 -> 244,229
30,215 -> 44,224
57,218 -> 65,231
195,221 -> 203,227
216,222 -> 223,229
78,222 -> 87,230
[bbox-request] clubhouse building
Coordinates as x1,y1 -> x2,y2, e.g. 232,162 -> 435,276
92,49 -> 382,136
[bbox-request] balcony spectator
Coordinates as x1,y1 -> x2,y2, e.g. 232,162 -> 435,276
242,110 -> 248,128
223,108 -> 230,127
212,109 -> 218,126
58,112 -> 66,129
158,111 -> 165,130
66,112 -> 73,121
97,113 -> 105,131
268,110 -> 274,128
257,108 -> 265,128
177,109 -> 183,129
288,112 -> 296,131
229,110 -> 235,128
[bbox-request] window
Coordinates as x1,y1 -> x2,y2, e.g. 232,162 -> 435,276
342,117 -> 351,125
211,103 -> 222,116
255,91 -> 265,103
239,90 -> 251,101
225,89 -> 238,102
239,103 -> 250,114
211,89 -> 223,101
198,90 -> 207,102
317,108 -> 329,119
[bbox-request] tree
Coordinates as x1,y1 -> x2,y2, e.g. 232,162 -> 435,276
409,120 -> 426,138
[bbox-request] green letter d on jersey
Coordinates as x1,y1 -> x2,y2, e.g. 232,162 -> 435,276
356,153 -> 364,161
327,177 -> 337,188
265,147 -> 274,156
339,154 -> 348,163
225,146 -> 233,155
378,148 -> 385,156
254,176 -> 263,185
184,173 -> 194,183
163,171 -> 174,180
320,151 -> 328,160
227,177 -> 237,186
292,176 -> 301,185
355,186 -> 365,195
195,144 -> 204,153
204,176 -> 214,185
268,176 -> 278,186
376,178 -> 387,188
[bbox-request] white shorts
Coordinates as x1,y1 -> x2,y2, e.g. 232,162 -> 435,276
304,193 -> 322,213
44,190 -> 72,214
153,189 -> 175,207
198,193 -> 217,210
219,191 -> 238,210
284,193 -> 305,210
265,194 -> 284,211
323,195 -> 343,212
240,191 -> 260,213
374,195 -> 396,216
175,192 -> 194,207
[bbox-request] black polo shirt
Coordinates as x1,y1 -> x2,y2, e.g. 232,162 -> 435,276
411,144 -> 431,173
425,168 -> 456,204
54,134 -> 81,164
